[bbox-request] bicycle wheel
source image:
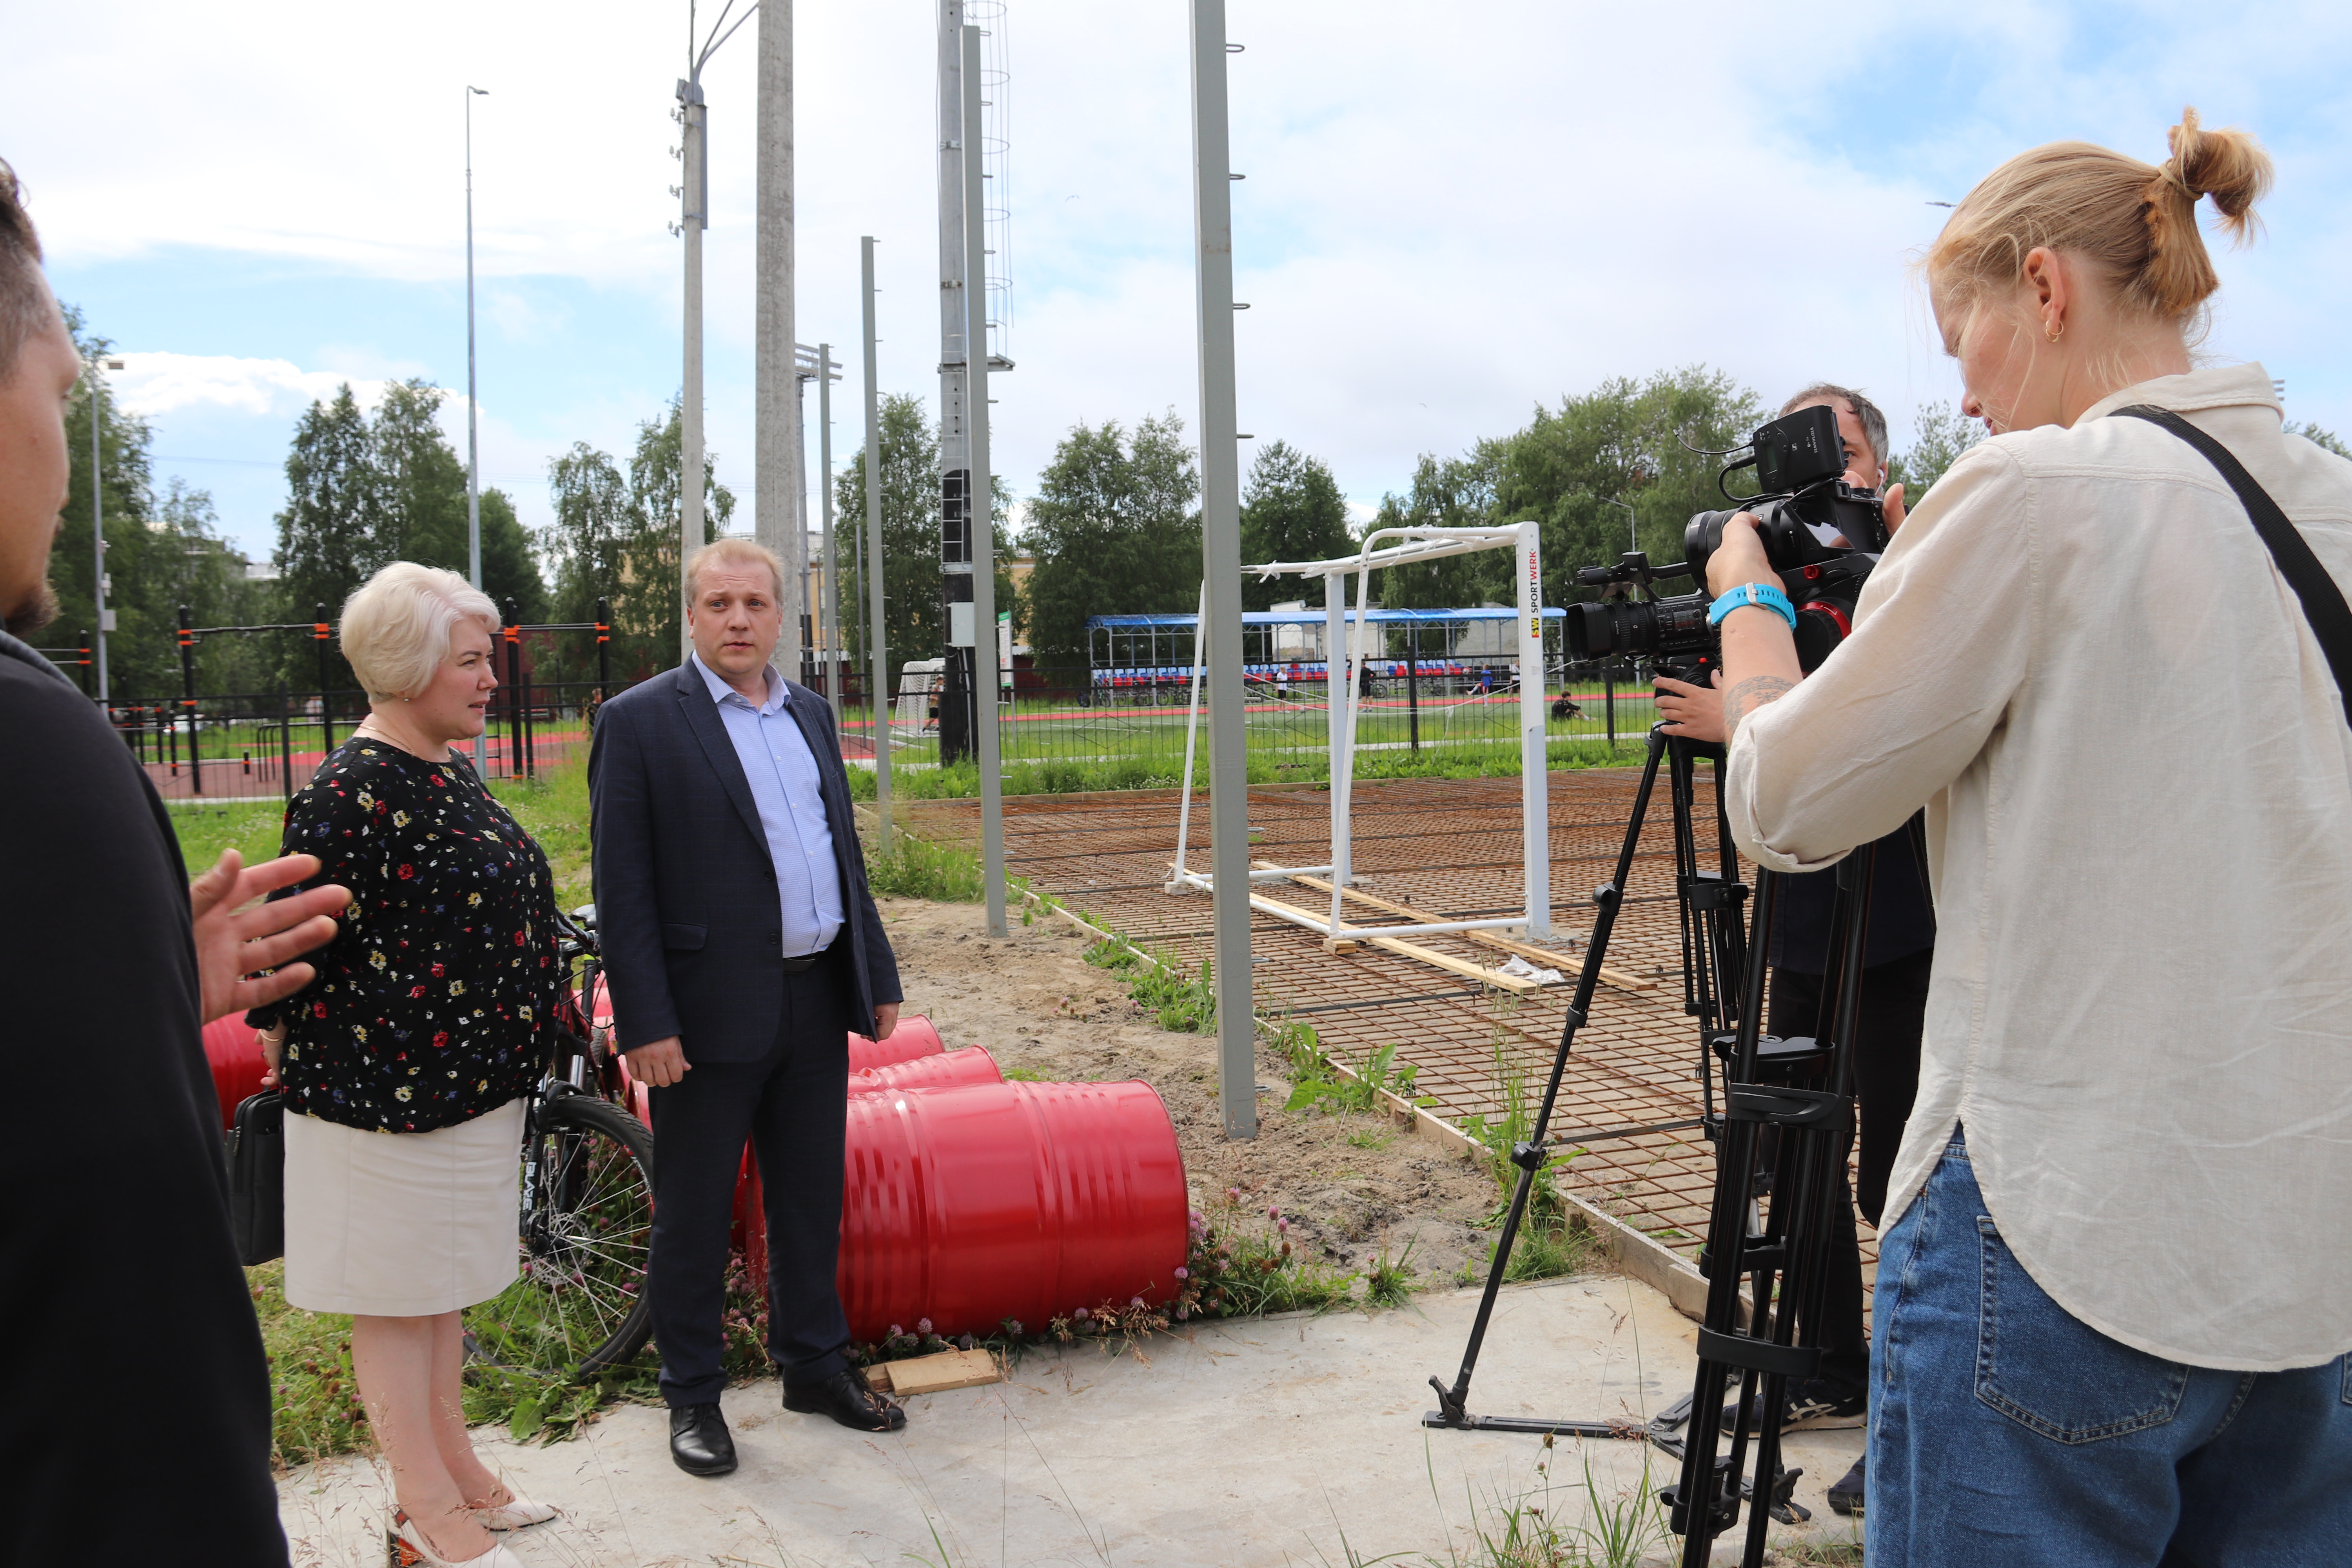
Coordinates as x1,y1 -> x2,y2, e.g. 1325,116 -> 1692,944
466,1091 -> 656,1382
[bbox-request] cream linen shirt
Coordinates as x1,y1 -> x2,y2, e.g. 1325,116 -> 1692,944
1725,363 -> 2352,1371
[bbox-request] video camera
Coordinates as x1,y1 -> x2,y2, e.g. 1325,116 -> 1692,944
1563,404 -> 1891,679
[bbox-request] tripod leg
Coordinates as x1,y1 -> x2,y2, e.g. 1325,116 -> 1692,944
1426,727 -> 1670,1428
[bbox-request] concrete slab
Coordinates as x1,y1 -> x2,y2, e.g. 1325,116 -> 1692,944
279,1272 -> 1862,1568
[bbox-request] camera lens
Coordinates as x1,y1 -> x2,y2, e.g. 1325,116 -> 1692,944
1564,602 -> 1625,660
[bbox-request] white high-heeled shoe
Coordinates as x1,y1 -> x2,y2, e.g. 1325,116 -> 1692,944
387,1508 -> 529,1568
472,1489 -> 559,1530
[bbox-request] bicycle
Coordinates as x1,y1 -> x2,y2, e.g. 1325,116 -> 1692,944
463,903 -> 658,1383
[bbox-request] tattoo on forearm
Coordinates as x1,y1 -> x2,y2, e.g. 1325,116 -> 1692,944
1722,677 -> 1795,736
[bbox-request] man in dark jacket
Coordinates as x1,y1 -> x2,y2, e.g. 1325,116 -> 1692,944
0,157 -> 346,1565
589,537 -> 906,1479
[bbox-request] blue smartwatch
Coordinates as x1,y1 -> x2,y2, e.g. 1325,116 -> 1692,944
1707,582 -> 1797,631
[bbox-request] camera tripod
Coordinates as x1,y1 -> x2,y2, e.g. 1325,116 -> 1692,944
1423,722 -> 1877,1568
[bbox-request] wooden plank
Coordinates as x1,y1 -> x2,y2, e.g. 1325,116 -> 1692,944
1272,868 -> 1653,992
1364,934 -> 1542,993
1245,891 -> 1540,994
880,1347 -> 1003,1395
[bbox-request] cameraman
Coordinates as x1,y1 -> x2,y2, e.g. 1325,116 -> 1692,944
1655,384 -> 1925,1518
1712,114 -> 2352,1564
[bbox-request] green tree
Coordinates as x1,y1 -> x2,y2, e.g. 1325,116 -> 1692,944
367,378 -> 545,622
1019,412 -> 1201,668
1493,366 -> 1764,610
274,383 -> 385,691
833,392 -> 947,695
830,395 -> 1019,696
42,311 -> 167,694
539,396 -> 735,681
1889,399 -> 1986,500
1365,446 -> 1508,613
154,480 -> 280,696
1239,440 -> 1353,610
474,487 -> 545,625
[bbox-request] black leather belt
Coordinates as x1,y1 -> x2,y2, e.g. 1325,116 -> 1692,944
780,952 -> 825,974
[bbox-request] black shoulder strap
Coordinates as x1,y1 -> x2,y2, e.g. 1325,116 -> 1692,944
2112,404 -> 2352,729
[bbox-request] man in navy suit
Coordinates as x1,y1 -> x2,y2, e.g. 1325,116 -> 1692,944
590,536 -> 907,1477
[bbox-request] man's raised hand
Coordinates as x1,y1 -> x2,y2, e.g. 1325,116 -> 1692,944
191,849 -> 347,1024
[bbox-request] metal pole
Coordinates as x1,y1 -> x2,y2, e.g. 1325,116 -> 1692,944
862,235 -> 891,842
314,604 -> 334,754
962,24 -> 1007,939
678,71 -> 707,666
179,604 -> 202,796
1324,570 -> 1347,931
1516,519 -> 1552,938
1189,0 -> 1255,1140
91,368 -> 109,703
795,361 -> 812,686
504,604 -> 522,779
935,0 -> 973,770
466,85 -> 488,773
757,0 -> 803,680
819,343 -> 842,721
596,595 -> 611,699
1406,629 -> 1419,753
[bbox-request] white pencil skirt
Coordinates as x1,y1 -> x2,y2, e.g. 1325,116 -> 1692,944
282,1099 -> 525,1316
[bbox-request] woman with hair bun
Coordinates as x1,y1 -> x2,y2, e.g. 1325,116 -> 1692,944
248,563 -> 559,1567
1709,111 -> 2352,1560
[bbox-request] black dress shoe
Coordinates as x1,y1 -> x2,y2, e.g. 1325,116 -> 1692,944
784,1368 -> 908,1432
670,1402 -> 737,1476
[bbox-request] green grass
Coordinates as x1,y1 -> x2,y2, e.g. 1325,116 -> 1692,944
166,754 -> 596,908
850,735 -> 1653,802
173,798 -> 291,880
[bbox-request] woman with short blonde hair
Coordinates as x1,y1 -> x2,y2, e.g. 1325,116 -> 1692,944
1708,111 -> 2352,1559
250,563 -> 559,1566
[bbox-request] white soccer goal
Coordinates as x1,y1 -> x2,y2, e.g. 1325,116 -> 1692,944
1165,521 -> 1552,942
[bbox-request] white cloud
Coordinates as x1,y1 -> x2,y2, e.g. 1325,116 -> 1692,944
109,353 -> 394,422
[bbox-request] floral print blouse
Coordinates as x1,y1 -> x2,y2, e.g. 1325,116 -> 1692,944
248,737 -> 556,1133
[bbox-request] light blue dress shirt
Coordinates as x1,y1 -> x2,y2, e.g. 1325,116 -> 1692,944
692,654 -> 844,958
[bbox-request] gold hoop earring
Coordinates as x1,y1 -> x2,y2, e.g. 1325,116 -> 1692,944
2046,319 -> 2064,343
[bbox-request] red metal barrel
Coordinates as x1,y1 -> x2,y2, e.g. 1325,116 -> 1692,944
586,971 -> 944,1075
848,1045 -> 1001,1097
833,1080 -> 1190,1343
201,1014 -> 266,1131
849,1015 -> 944,1073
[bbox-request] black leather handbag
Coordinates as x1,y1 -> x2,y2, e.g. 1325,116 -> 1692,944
227,1090 -> 286,1266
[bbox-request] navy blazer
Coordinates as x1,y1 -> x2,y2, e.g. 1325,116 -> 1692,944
589,661 -> 902,1062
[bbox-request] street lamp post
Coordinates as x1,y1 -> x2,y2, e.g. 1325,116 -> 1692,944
1602,495 -> 1637,555
466,84 -> 488,773
675,0 -> 757,662
91,354 -> 123,705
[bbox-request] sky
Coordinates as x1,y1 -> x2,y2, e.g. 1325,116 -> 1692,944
7,0 -> 2350,565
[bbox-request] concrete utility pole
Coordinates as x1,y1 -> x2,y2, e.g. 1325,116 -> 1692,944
862,236 -> 892,841
465,84 -> 488,770
934,0 -> 975,766
1189,0 -> 1256,1139
962,23 -> 1006,938
674,3 -> 751,660
819,344 -> 842,717
756,0 -> 802,677
675,71 -> 704,661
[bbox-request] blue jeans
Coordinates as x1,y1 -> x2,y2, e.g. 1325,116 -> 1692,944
1868,1131 -> 2352,1566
